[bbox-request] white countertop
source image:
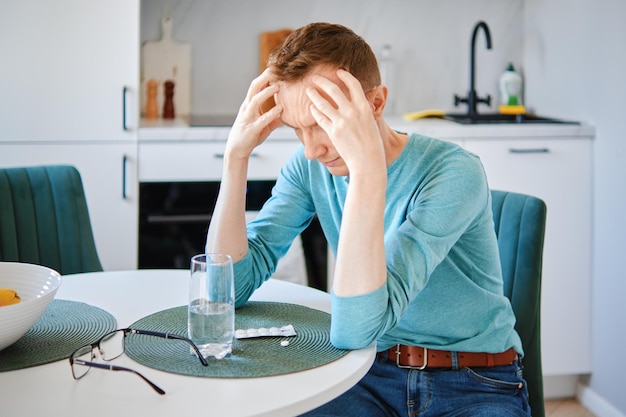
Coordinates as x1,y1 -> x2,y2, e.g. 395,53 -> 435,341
138,115 -> 595,142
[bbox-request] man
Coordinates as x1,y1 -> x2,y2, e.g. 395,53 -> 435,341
206,22 -> 530,416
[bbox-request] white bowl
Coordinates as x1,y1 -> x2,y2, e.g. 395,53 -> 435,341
0,262 -> 62,351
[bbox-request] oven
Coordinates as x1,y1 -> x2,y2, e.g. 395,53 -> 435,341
137,137 -> 328,291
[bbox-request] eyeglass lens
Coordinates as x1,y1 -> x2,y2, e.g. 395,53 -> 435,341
71,345 -> 95,379
98,329 -> 126,361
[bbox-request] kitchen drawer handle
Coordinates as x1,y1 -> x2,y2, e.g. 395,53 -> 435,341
123,87 -> 129,131
508,148 -> 550,154
213,153 -> 259,159
122,155 -> 128,199
147,214 -> 212,224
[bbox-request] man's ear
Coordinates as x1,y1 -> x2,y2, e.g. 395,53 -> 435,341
370,85 -> 388,117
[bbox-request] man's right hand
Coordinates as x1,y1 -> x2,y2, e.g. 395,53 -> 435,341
226,68 -> 283,160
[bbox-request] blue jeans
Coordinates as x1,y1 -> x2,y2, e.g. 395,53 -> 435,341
301,351 -> 531,417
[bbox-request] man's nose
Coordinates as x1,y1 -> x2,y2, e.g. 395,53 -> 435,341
301,129 -> 328,160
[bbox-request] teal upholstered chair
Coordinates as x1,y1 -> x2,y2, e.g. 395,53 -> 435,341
491,190 -> 547,417
0,165 -> 102,275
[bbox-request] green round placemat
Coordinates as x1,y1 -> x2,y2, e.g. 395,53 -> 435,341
0,299 -> 117,372
125,301 -> 348,378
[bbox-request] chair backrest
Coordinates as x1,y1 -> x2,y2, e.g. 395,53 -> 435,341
491,190 -> 547,417
0,165 -> 102,275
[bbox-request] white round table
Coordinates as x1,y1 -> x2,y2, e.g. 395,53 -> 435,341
0,270 -> 375,417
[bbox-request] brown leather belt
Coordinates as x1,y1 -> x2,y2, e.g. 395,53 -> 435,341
381,345 -> 518,370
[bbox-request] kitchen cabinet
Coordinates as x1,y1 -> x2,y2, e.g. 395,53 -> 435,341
463,137 -> 593,381
0,144 -> 138,271
1,0 -> 140,270
1,1 -> 140,141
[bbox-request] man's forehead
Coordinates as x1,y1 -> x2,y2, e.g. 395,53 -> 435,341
274,81 -> 315,128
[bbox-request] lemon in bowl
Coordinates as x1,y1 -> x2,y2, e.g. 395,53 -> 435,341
0,262 -> 62,351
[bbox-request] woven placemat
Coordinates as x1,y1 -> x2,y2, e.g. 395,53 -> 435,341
0,299 -> 117,372
125,301 -> 348,378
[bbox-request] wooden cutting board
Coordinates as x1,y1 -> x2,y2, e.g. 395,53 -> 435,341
141,17 -> 191,117
259,29 -> 293,73
259,29 -> 293,112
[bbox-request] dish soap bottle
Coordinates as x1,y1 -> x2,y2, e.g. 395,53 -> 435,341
499,63 -> 523,106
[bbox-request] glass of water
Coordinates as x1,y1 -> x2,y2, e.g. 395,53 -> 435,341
188,253 -> 235,359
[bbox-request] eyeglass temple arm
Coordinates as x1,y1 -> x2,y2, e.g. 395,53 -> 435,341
86,361 -> 166,395
128,329 -> 209,366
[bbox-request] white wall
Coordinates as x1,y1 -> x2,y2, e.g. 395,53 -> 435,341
524,0 -> 626,415
141,0 -> 524,117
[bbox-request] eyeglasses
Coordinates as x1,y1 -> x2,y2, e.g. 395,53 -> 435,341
69,328 -> 208,395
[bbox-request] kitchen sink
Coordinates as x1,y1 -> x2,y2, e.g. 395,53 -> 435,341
444,113 -> 579,125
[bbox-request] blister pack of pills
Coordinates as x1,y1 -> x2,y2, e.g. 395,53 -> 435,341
235,324 -> 297,339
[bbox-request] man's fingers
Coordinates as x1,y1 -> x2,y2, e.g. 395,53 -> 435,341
309,104 -> 331,134
245,68 -> 273,101
306,86 -> 338,121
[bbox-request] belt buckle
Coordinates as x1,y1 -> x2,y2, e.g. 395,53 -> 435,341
394,344 -> 428,370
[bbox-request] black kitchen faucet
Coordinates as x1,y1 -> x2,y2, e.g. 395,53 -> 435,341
454,21 -> 492,117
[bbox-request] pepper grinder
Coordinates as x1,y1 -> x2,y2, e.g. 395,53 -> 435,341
145,80 -> 159,119
163,80 -> 175,119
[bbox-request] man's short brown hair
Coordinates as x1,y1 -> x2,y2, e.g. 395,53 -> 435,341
267,22 -> 381,92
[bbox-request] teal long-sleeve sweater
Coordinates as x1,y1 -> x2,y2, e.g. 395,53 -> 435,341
232,133 -> 523,356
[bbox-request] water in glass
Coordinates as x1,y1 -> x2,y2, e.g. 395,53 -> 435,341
188,253 -> 235,359
188,299 -> 234,359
